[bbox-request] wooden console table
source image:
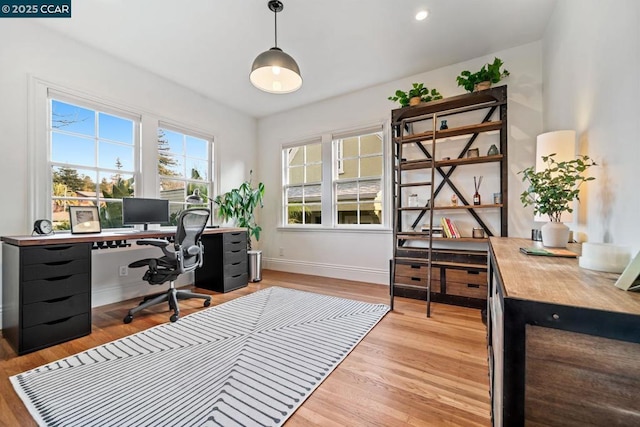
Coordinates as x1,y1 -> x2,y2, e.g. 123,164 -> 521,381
487,237 -> 640,426
1,227 -> 246,355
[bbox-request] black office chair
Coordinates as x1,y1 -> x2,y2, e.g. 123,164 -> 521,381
123,208 -> 212,323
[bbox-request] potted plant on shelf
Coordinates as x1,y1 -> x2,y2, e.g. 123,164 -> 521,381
213,171 -> 265,281
519,154 -> 596,248
388,83 -> 443,107
456,57 -> 510,92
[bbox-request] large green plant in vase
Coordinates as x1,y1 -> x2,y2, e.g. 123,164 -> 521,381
519,154 -> 596,247
213,171 -> 265,251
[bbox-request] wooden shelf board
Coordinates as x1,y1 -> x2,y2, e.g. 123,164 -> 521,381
397,121 -> 502,145
398,204 -> 502,211
399,181 -> 432,187
397,233 -> 488,243
394,256 -> 487,270
398,155 -> 503,171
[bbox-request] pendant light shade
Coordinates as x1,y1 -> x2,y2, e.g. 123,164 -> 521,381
250,0 -> 302,94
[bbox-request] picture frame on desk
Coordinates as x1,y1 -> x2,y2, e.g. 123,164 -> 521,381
614,251 -> 640,291
69,206 -> 102,234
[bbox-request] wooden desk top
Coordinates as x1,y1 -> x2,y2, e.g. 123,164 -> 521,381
1,227 -> 245,247
490,237 -> 640,315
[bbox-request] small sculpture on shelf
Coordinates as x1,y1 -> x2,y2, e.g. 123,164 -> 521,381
488,144 -> 499,156
440,120 -> 448,130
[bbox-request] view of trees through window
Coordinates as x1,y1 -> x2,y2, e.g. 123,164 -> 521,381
49,98 -> 213,230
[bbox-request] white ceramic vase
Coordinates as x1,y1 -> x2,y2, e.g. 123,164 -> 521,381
541,221 -> 570,248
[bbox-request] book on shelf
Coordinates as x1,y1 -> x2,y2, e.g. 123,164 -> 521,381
440,217 -> 460,238
421,225 -> 444,237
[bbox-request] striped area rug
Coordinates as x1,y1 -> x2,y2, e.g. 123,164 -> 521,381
11,286 -> 389,426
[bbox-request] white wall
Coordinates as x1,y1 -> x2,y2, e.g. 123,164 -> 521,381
542,0 -> 640,253
257,42 -> 544,284
0,21 -> 257,326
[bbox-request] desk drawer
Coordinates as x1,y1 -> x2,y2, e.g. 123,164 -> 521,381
447,281 -> 487,299
22,259 -> 89,281
223,231 -> 246,244
22,292 -> 90,328
224,260 -> 248,277
224,249 -> 247,265
22,273 -> 90,304
22,312 -> 91,353
223,240 -> 246,252
22,244 -> 89,265
224,272 -> 248,292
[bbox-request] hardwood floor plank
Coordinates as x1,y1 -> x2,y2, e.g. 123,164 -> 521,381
0,270 -> 490,426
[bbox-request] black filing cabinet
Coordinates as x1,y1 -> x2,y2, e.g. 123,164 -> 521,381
2,243 -> 92,355
195,230 -> 248,292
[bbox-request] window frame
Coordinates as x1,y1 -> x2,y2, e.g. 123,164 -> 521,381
280,123 -> 389,230
282,139 -> 324,227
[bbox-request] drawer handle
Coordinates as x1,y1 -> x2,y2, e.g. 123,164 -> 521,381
44,260 -> 73,266
411,277 -> 421,281
45,275 -> 72,282
410,265 -> 420,269
44,246 -> 73,251
231,262 -> 241,266
231,250 -> 241,254
467,284 -> 480,288
467,271 -> 480,275
44,316 -> 72,325
44,296 -> 72,303
231,274 -> 243,278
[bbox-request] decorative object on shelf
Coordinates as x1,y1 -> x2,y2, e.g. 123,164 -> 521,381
456,57 -> 510,93
388,83 -> 443,107
408,193 -> 418,207
467,148 -> 479,158
250,0 -> 302,94
472,228 -> 485,239
450,194 -> 458,206
519,151 -> 596,248
473,176 -> 483,205
441,156 -> 450,161
488,144 -> 499,156
493,192 -> 502,204
440,120 -> 448,130
32,219 -> 53,236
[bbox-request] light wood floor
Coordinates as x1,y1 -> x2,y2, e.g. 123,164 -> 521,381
0,270 -> 491,426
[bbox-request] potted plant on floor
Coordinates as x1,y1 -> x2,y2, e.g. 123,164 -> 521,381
388,83 -> 443,107
456,57 -> 510,92
214,171 -> 265,281
519,154 -> 596,247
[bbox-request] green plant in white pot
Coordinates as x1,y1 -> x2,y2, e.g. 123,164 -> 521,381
213,171 -> 265,280
519,154 -> 596,247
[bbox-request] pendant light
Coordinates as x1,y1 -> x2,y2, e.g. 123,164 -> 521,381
250,0 -> 302,94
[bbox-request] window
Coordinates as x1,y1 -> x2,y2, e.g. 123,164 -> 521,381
333,131 -> 384,225
158,125 -> 213,223
49,98 -> 138,230
283,142 -> 323,225
281,125 -> 386,228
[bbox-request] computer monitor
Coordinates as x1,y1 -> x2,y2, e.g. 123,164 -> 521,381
122,198 -> 170,230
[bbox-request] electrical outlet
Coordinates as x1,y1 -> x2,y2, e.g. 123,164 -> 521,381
119,266 -> 128,276
279,247 -> 284,256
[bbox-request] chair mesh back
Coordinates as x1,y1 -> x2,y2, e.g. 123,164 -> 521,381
176,209 -> 210,268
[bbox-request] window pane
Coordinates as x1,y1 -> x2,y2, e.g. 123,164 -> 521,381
98,141 -> 134,170
162,129 -> 184,154
99,172 -> 134,199
186,136 -> 208,159
287,203 -> 304,224
52,133 -> 95,165
338,159 -> 358,179
160,154 -> 184,177
360,178 -> 382,201
160,179 -> 186,198
336,182 -> 358,202
342,137 -> 358,157
306,204 -> 322,224
306,143 -> 322,162
286,186 -> 302,204
168,203 -> 184,226
185,158 -> 208,180
337,202 -> 359,224
98,113 -> 133,144
52,166 -> 97,196
99,200 -> 124,228
303,184 -> 321,203
51,199 -> 71,230
361,133 -> 382,155
288,166 -> 304,185
51,100 -> 94,136
287,147 -> 303,166
360,156 -> 382,177
306,164 -> 322,183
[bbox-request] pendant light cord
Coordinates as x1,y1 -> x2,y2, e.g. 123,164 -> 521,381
273,7 -> 278,48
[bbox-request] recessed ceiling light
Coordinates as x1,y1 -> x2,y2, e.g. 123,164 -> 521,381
415,10 -> 429,21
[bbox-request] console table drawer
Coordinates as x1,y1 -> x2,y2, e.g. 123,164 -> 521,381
22,292 -> 90,328
447,269 -> 487,286
447,281 -> 487,299
396,264 -> 439,279
22,312 -> 91,353
22,244 -> 89,265
224,260 -> 248,277
22,259 -> 89,281
22,273 -> 90,304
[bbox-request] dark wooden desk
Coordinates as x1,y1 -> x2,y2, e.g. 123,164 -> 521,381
1,227 -> 246,355
487,237 -> 640,426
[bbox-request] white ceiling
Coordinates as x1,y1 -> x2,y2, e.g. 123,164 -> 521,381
37,0 -> 557,118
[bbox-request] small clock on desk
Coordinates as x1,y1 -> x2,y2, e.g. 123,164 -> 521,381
32,219 -> 54,235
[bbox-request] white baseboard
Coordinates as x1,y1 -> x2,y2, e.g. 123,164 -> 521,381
263,257 -> 388,285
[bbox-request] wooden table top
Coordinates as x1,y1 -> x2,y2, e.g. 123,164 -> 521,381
1,227 -> 245,247
490,237 -> 640,315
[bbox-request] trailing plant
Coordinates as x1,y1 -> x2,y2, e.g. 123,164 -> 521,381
388,83 -> 443,107
519,154 -> 596,222
456,57 -> 510,92
213,171 -> 265,250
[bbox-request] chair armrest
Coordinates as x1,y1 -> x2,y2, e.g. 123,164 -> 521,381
136,238 -> 170,248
